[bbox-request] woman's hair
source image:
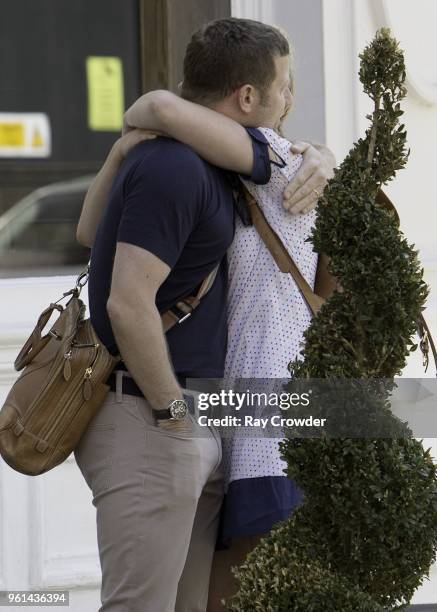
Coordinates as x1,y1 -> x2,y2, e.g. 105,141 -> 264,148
181,18 -> 290,105
277,26 -> 296,137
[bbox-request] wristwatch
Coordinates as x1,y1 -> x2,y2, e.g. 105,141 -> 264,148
152,397 -> 190,421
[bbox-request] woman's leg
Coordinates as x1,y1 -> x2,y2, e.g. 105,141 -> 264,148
206,534 -> 265,612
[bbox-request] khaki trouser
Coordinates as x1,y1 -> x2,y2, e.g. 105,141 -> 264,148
74,387 -> 224,612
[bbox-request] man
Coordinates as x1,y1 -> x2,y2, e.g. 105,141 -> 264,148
75,17 -> 334,612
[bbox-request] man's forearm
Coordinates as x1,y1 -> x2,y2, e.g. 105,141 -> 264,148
108,302 -> 183,410
124,91 -> 167,132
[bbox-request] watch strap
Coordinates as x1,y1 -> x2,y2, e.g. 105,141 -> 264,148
152,407 -> 173,420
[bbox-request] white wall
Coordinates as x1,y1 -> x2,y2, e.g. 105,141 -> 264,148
323,0 -> 437,330
233,0 -> 327,143
0,276 -> 101,611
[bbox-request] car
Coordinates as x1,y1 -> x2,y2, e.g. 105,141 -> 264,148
0,176 -> 94,278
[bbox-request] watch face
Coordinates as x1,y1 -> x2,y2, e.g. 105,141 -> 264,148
170,400 -> 188,420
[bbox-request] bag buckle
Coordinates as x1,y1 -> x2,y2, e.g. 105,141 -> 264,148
13,421 -> 24,436
420,329 -> 429,370
169,302 -> 194,324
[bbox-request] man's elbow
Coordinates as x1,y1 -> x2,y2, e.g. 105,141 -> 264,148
106,293 -> 156,324
106,295 -> 126,323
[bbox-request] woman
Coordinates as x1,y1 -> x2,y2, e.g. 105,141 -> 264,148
77,88 -> 334,610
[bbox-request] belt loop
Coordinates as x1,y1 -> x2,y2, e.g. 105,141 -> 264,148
116,370 -> 124,403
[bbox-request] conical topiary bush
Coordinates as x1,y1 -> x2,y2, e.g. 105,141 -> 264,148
225,28 -> 437,612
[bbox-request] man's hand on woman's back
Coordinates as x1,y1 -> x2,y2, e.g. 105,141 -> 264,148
283,141 -> 336,215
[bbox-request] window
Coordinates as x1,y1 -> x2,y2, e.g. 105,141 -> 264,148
0,177 -> 92,278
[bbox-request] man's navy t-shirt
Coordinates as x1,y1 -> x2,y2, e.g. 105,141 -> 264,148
88,128 -> 270,383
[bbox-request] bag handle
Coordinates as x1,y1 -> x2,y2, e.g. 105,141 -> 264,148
14,303 -> 64,371
243,185 -> 437,376
14,259 -> 91,371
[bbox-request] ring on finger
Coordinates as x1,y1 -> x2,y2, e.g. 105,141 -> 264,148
312,187 -> 322,199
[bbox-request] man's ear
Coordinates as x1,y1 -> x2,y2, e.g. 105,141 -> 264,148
235,84 -> 258,115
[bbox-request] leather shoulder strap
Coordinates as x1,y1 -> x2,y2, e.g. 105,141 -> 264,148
160,264 -> 220,332
376,188 -> 400,225
75,259 -> 220,334
417,314 -> 437,375
244,187 -> 325,315
365,190 -> 437,373
242,185 -> 437,376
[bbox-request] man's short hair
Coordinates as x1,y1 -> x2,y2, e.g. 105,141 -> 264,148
181,17 -> 290,104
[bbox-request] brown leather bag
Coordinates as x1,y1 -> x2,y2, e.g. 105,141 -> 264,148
243,186 -> 437,375
0,262 -> 219,476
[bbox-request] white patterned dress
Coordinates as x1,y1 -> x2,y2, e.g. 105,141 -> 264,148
217,128 -> 319,548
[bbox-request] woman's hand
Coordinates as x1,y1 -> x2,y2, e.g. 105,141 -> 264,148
114,128 -> 161,160
283,141 -> 336,215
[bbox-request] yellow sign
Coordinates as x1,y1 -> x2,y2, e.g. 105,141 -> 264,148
86,56 -> 124,132
0,123 -> 25,147
0,113 -> 51,158
31,127 -> 44,148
